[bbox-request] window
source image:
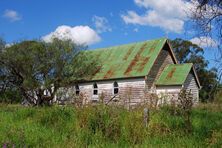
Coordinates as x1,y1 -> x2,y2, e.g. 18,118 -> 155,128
93,83 -> 98,95
75,84 -> 80,95
113,81 -> 119,94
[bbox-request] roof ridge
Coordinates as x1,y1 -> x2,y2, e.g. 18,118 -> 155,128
168,63 -> 193,66
89,37 -> 167,52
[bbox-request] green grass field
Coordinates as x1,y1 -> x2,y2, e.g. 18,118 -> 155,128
0,104 -> 222,147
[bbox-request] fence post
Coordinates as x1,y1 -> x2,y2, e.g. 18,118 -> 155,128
144,107 -> 149,127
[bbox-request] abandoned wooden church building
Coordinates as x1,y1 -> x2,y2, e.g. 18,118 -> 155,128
61,38 -> 201,105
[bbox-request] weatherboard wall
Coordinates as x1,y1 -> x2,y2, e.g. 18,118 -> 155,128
156,85 -> 182,93
184,72 -> 199,102
155,72 -> 199,104
78,77 -> 146,105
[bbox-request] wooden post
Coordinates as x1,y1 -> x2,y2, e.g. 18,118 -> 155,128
143,107 -> 149,127
144,107 -> 149,127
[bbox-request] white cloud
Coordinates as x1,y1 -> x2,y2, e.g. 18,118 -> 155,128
121,0 -> 193,33
5,43 -> 13,48
121,10 -> 184,33
134,0 -> 191,19
190,36 -> 218,48
42,25 -> 101,45
92,16 -> 112,33
3,9 -> 22,22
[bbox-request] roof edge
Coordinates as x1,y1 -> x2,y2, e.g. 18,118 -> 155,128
76,76 -> 146,83
166,39 -> 178,64
178,63 -> 201,89
191,64 -> 201,89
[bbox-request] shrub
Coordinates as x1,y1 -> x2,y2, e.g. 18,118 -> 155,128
0,89 -> 22,104
178,89 -> 193,133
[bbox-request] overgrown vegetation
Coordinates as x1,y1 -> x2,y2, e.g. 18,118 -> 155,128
178,90 -> 193,133
0,104 -> 221,147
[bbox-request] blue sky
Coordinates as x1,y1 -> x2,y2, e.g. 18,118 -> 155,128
0,0 -> 218,68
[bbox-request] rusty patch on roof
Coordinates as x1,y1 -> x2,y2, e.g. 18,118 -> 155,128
148,41 -> 158,54
166,67 -> 176,79
124,60 -> 136,76
104,69 -> 115,79
137,57 -> 150,72
123,46 -> 134,61
124,43 -> 147,75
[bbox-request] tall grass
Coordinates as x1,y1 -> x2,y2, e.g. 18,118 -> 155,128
0,104 -> 221,147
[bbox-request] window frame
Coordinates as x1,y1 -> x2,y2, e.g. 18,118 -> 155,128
93,83 -> 98,96
113,81 -> 119,95
75,84 -> 80,96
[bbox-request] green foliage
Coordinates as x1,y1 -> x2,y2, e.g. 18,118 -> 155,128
171,38 -> 204,64
0,38 -> 99,105
0,104 -> 221,147
170,38 -> 219,102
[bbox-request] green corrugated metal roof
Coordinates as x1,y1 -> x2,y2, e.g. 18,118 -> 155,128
85,38 -> 167,81
155,63 -> 193,86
